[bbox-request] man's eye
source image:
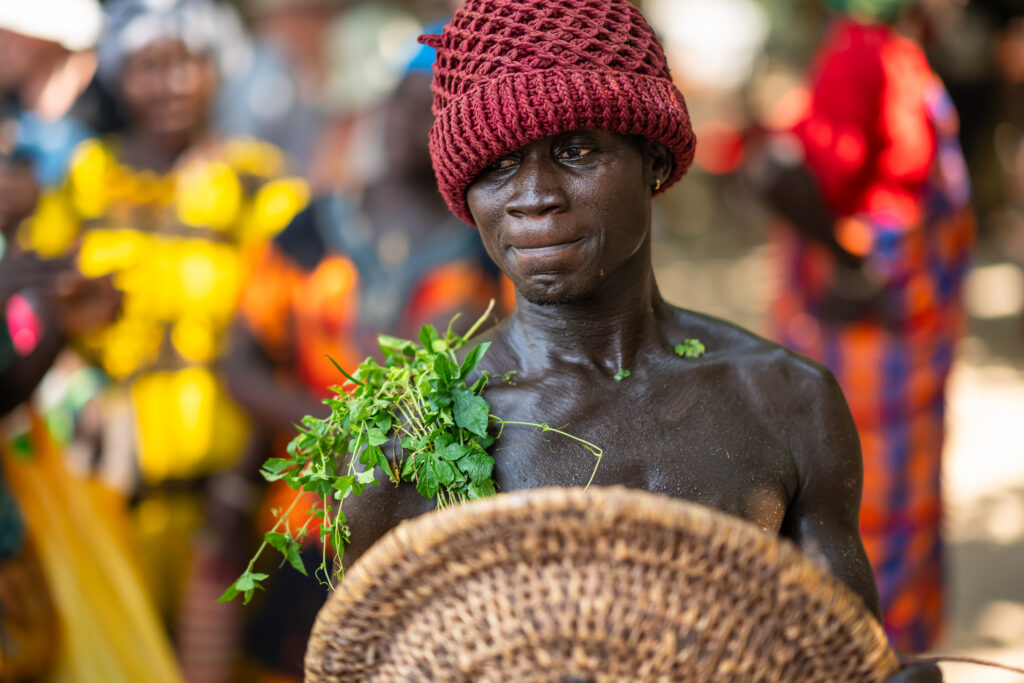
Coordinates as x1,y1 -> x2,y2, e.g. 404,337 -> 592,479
559,146 -> 592,159
490,157 -> 518,171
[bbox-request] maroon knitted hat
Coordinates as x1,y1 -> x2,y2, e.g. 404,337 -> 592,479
419,0 -> 697,225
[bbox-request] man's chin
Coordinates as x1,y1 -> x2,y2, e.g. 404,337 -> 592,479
516,282 -> 589,307
522,294 -> 572,306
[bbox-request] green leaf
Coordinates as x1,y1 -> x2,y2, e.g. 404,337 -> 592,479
400,454 -> 417,479
458,341 -> 491,380
438,443 -> 470,462
419,324 -> 439,352
673,338 -> 706,358
265,532 -> 307,576
260,458 -> 293,481
458,452 -> 494,485
433,353 -> 455,386
377,334 -> 417,358
453,389 -> 489,437
377,456 -> 396,481
216,585 -> 239,603
433,460 -> 458,487
430,394 -> 453,408
356,469 -> 377,485
613,368 -> 631,381
303,471 -> 335,498
220,571 -> 270,605
416,459 -> 440,498
332,475 -> 354,499
360,445 -> 385,470
467,478 -> 496,500
468,371 -> 491,394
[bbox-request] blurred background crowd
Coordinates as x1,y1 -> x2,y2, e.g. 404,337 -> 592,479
0,0 -> 1021,681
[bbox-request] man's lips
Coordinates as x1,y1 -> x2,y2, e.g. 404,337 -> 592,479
509,236 -> 585,255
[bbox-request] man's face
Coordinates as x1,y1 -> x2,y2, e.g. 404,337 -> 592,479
466,130 -> 653,305
119,38 -> 217,144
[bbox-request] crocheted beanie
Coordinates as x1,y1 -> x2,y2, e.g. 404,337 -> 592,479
420,0 -> 697,225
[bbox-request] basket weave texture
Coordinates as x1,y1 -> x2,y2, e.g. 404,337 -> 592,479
305,486 -> 898,682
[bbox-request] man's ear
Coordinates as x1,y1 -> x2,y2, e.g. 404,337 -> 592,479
646,140 -> 673,187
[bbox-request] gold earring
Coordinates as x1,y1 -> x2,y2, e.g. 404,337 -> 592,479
653,178 -> 662,192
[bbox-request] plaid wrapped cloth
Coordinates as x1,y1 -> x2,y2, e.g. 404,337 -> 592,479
772,18 -> 974,652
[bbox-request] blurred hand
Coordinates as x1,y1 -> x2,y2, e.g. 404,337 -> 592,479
0,161 -> 39,235
52,270 -> 123,336
0,251 -> 73,303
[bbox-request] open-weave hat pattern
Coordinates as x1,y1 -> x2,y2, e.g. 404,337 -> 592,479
420,0 -> 697,225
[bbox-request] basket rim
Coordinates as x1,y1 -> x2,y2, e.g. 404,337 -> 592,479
306,486 -> 898,681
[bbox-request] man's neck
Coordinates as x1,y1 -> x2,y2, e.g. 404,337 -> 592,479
507,254 -> 667,377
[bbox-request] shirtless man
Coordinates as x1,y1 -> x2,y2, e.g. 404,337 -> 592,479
340,1 -> 938,679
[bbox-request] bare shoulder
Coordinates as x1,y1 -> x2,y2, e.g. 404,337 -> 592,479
664,306 -> 859,463
665,306 -> 845,405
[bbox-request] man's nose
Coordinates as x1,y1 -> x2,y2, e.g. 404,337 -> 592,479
505,155 -> 566,218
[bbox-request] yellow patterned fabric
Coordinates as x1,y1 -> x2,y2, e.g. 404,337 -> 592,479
1,409 -> 183,683
21,137 -> 309,484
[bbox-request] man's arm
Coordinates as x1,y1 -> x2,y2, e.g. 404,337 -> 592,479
779,363 -> 941,682
779,363 -> 881,619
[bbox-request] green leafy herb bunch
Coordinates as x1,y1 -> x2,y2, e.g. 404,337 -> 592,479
220,304 -> 601,604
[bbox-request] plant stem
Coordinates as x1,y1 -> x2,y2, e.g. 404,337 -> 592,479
491,418 -> 604,488
245,484 -> 307,574
461,298 -> 496,343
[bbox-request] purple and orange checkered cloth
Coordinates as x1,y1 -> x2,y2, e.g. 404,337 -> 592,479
772,18 -> 975,652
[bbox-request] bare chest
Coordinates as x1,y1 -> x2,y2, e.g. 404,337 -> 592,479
485,374 -> 796,533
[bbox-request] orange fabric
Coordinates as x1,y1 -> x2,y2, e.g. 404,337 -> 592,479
239,243 -> 305,360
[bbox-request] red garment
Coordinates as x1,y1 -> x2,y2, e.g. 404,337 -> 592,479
794,19 -> 937,225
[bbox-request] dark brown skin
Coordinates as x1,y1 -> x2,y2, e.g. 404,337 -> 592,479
118,38 -> 218,171
335,129 -> 938,681
0,161 -> 39,232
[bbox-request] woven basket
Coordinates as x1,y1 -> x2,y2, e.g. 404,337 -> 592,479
305,486 -> 898,682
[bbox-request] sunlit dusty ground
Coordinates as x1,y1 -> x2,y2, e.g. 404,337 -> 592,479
939,345 -> 1024,681
651,187 -> 1024,680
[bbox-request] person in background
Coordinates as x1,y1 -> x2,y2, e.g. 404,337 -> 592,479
179,39 -> 502,681
0,8 -> 184,679
17,0 -> 310,646
744,0 -> 974,652
0,0 -> 103,192
1,7 -> 105,672
215,0 -> 344,178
